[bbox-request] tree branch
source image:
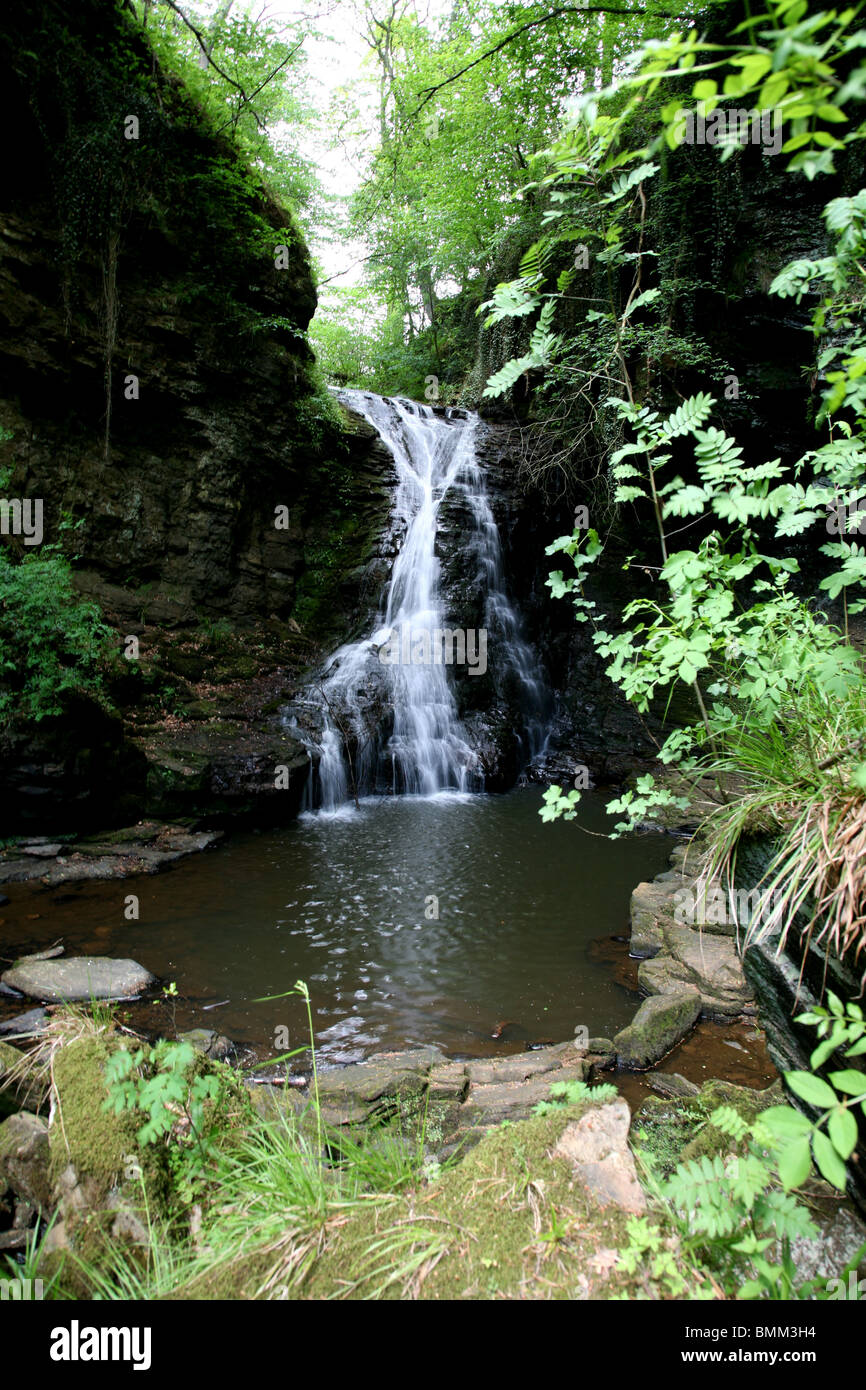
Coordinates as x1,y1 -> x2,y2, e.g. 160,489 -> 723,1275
412,5 -> 682,115
158,0 -> 264,127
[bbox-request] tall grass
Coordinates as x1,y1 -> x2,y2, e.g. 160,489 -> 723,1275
692,672 -> 866,986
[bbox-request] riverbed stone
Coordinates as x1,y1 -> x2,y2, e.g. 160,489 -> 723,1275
553,1099 -> 646,1213
316,1046 -> 444,1110
0,824 -> 224,887
629,880 -> 676,957
465,1050 -> 564,1086
427,1061 -> 469,1100
458,1062 -> 589,1128
0,1111 -> 52,1210
1,956 -> 156,1003
613,988 -> 701,1069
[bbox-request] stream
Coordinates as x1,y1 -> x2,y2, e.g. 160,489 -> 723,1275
0,789 -> 671,1062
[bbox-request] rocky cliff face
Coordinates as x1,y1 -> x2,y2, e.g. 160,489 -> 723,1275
0,0 -> 395,831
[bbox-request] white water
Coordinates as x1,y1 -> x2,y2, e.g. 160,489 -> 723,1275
305,391 -> 548,811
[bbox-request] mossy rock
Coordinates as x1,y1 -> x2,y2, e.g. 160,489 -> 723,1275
48,1036 -> 169,1208
679,1078 -> 783,1165
631,1076 -> 783,1177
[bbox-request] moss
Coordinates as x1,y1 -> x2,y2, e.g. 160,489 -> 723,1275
177,1104 -> 660,1302
679,1079 -> 783,1165
631,1077 -> 784,1177
48,1036 -> 171,1208
306,1106 -> 652,1300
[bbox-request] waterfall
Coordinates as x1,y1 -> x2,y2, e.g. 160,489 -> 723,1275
302,391 -> 549,811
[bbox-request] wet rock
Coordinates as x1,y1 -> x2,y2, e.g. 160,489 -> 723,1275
459,1062 -> 589,1127
553,1099 -> 646,1213
629,880 -> 676,957
316,1046 -> 445,1111
0,1008 -> 47,1038
0,1111 -> 52,1210
648,1071 -> 701,1099
178,1028 -> 236,1061
632,1077 -> 783,1175
427,1061 -> 469,1101
614,988 -> 702,1069
0,822 -> 224,886
1,956 -> 156,1003
465,1050 -> 565,1086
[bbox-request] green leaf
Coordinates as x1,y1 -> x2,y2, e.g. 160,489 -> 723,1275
760,1105 -> 813,1138
777,1137 -> 813,1191
812,1130 -> 849,1190
828,1106 -> 858,1161
828,1069 -> 866,1096
786,1071 -> 837,1107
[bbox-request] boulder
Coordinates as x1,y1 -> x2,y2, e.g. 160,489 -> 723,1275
0,1008 -> 47,1038
614,988 -> 701,1069
1,956 -> 156,1003
0,1111 -> 52,1210
648,1071 -> 700,1099
629,880 -> 675,957
458,1063 -> 589,1127
465,1047 -> 573,1087
553,1099 -> 646,1212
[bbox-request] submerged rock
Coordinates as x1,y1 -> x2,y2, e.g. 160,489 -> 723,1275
1,957 -> 156,1003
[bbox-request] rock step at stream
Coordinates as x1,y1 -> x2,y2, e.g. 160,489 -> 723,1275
247,1038 -> 614,1152
627,843 -> 756,1022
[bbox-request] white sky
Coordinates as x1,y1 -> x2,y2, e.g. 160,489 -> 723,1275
263,0 -> 456,287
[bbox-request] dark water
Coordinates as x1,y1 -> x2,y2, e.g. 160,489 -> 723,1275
0,789 -> 673,1064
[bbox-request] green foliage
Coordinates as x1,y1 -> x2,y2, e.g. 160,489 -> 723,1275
104,1038 -> 228,1186
615,1215 -> 714,1299
479,0 -> 866,869
532,1078 -> 619,1115
129,0 -> 323,222
329,0 -> 674,395
0,543 -> 116,722
628,1007 -> 866,1299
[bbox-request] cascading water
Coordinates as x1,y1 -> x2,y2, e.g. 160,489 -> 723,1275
302,390 -> 549,811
